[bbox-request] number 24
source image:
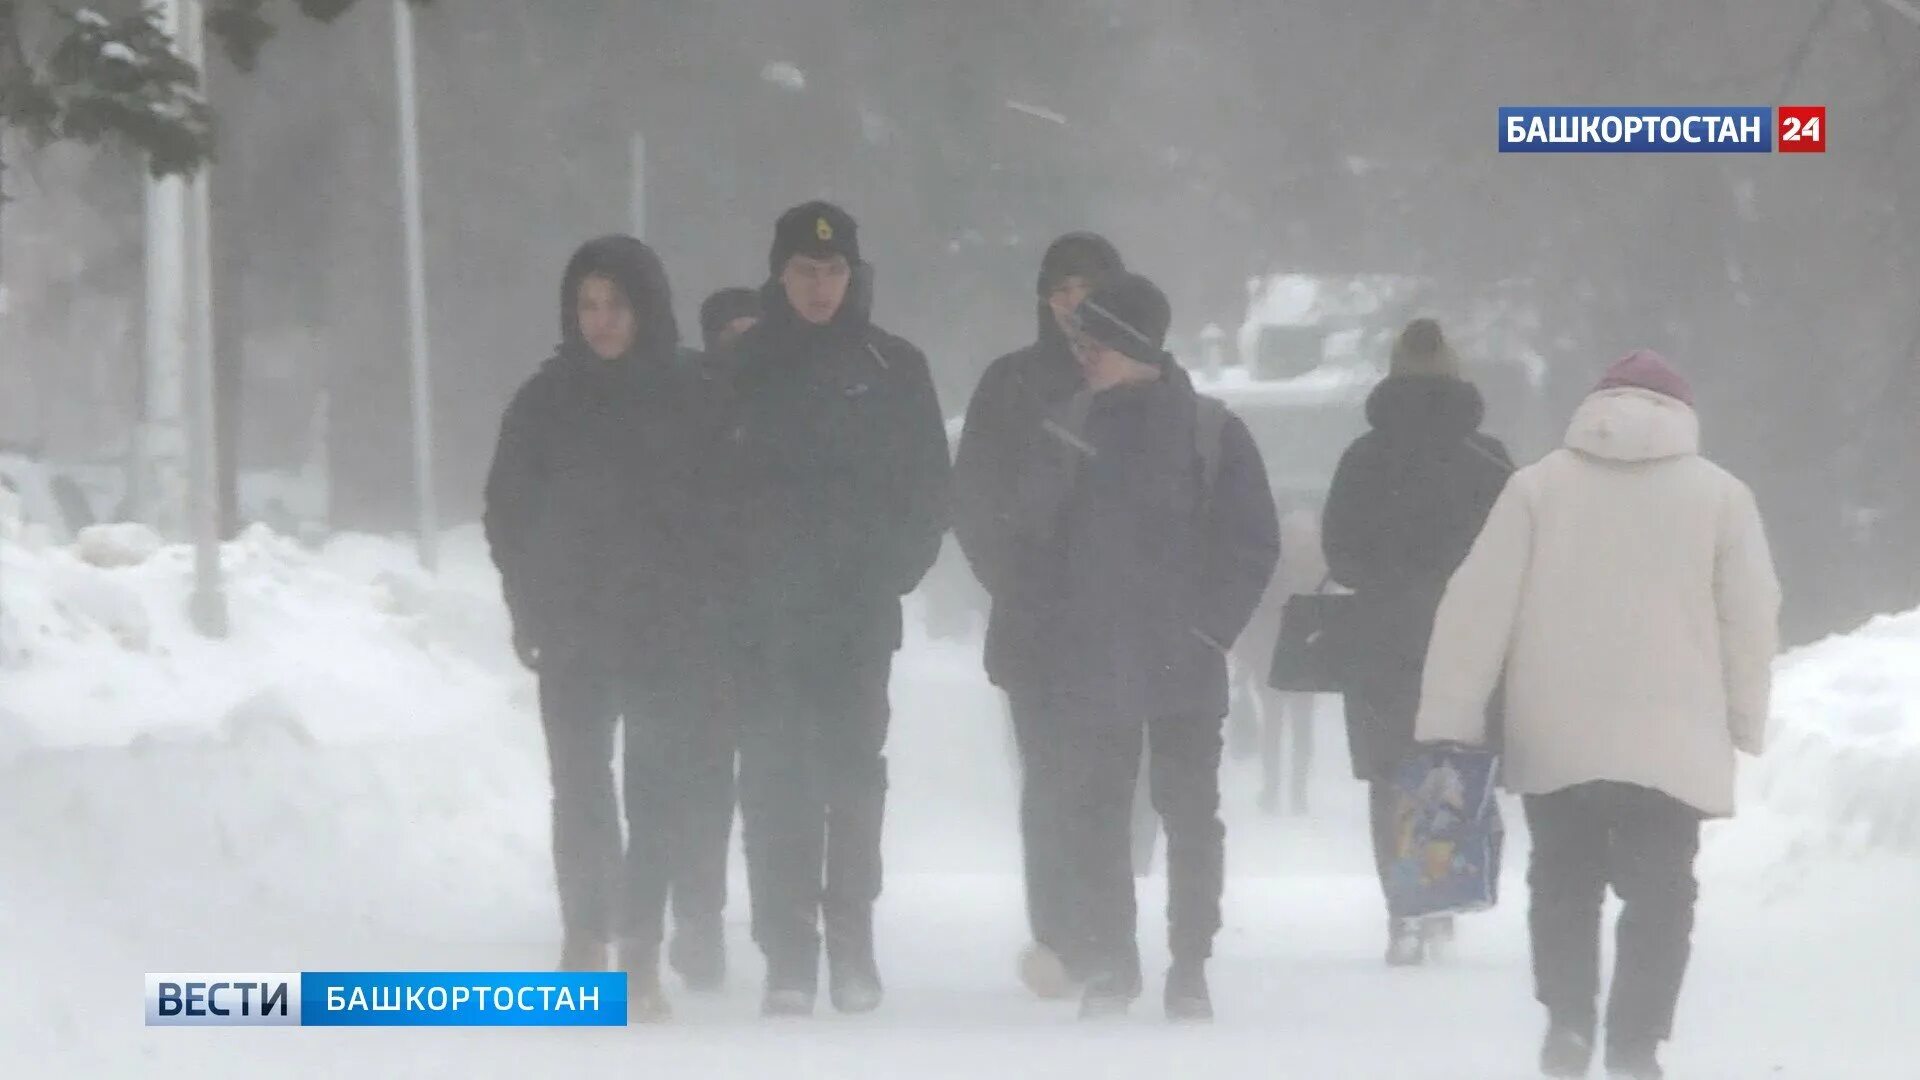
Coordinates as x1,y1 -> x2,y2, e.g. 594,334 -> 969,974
1784,116 -> 1822,141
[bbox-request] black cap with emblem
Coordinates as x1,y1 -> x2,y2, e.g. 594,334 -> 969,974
770,200 -> 861,274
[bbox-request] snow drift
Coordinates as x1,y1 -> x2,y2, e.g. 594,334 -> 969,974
1751,606 -> 1920,851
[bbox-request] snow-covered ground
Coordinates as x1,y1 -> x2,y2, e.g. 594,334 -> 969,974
2,524 -> 1918,1077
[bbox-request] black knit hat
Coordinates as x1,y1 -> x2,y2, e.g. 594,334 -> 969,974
1071,272 -> 1172,365
770,200 -> 860,274
1037,232 -> 1125,296
699,286 -> 762,351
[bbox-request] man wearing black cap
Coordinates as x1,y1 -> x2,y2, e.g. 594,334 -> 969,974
724,200 -> 951,1018
952,232 -> 1127,998
997,271 -> 1278,1021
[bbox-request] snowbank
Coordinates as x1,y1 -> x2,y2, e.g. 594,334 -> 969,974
0,523 -> 520,753
1751,607 -> 1920,851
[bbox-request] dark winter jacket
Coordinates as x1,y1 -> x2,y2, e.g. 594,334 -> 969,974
1322,375 -> 1512,779
1002,364 -> 1279,721
951,306 -> 1090,688
482,236 -> 727,678
722,270 -> 951,669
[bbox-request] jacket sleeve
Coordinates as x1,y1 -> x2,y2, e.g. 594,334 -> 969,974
482,378 -> 546,640
1321,439 -> 1380,591
1191,415 -> 1281,654
1715,479 -> 1782,755
880,343 -> 953,596
1415,474 -> 1531,745
950,359 -> 1023,597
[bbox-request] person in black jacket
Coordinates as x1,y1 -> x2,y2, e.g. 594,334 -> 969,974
951,232 -> 1126,998
726,201 -> 951,1018
1321,318 -> 1513,967
481,235 -> 728,1020
998,273 -> 1278,1022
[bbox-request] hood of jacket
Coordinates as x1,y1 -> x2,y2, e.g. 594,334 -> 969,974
1363,374 -> 1487,443
1564,387 -> 1701,463
558,235 -> 679,362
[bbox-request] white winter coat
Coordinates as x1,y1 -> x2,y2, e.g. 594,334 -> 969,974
1414,388 -> 1782,816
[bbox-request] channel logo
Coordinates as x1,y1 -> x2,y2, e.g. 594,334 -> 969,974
1499,106 -> 1826,153
145,973 -> 301,1027
145,972 -> 628,1027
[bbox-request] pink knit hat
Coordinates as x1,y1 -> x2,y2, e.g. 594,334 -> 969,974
1594,349 -> 1694,406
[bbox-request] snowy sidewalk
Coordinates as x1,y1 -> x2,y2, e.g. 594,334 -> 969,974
3,528 -> 1918,1077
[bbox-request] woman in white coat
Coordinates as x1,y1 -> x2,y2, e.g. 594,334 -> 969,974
1415,350 -> 1781,1080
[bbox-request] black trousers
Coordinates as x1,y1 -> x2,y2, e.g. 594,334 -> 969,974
1008,692 -> 1078,970
1062,710 -> 1226,982
736,650 -> 893,982
535,661 -> 734,952
1524,781 -> 1703,1048
626,686 -> 736,953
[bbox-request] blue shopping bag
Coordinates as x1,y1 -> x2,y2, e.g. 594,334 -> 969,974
1384,745 -> 1504,920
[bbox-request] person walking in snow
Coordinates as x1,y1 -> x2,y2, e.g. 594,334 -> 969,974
950,232 -> 1130,999
990,272 -> 1278,1021
1320,317 -> 1512,967
481,235 -> 729,1021
723,201 -> 951,1018
1232,497 -> 1329,815
1415,350 -> 1781,1080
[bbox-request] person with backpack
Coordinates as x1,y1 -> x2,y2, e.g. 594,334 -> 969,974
1321,318 -> 1512,967
1416,350 -> 1781,1080
992,272 -> 1278,1021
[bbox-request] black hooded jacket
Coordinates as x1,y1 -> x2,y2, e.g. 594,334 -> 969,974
482,236 -> 725,676
721,267 -> 951,666
1322,374 -> 1512,778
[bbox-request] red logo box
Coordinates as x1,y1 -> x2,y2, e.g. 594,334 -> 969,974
1778,106 -> 1826,153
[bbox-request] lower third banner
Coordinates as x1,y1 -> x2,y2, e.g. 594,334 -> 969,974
300,972 -> 627,1026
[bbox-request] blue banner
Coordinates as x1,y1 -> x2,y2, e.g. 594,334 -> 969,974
299,972 -> 627,1027
1499,106 -> 1772,153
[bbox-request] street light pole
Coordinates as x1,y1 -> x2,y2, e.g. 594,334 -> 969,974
394,0 -> 437,572
180,0 -> 228,636
139,0 -> 189,538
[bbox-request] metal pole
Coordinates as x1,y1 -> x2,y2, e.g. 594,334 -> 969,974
394,0 -> 437,571
629,133 -> 646,240
140,0 -> 189,536
181,0 -> 227,636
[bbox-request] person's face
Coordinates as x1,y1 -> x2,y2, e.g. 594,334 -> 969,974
575,274 -> 636,360
1071,331 -> 1161,392
716,315 -> 759,350
781,254 -> 852,325
1047,275 -> 1093,334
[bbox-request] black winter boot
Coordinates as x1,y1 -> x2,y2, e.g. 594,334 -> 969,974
826,907 -> 883,1015
557,936 -> 606,973
1540,1020 -> 1597,1077
668,917 -> 727,993
1163,959 -> 1213,1022
760,947 -> 818,1018
1605,1040 -> 1664,1079
1078,965 -> 1143,1020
